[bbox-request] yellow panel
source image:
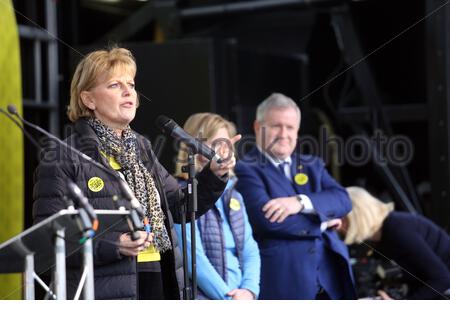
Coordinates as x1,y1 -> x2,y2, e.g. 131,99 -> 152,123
0,0 -> 24,300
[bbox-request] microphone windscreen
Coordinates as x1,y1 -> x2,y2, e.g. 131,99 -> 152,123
155,115 -> 172,132
7,105 -> 18,115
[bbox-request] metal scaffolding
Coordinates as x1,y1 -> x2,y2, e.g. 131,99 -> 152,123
18,0 -> 59,135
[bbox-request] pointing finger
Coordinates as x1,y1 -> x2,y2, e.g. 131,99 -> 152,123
230,134 -> 242,145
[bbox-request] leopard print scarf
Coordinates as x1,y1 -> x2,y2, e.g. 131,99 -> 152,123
88,118 -> 172,252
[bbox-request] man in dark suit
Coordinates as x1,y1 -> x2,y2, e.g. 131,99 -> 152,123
235,93 -> 356,299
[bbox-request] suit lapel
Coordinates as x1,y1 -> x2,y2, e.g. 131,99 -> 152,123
291,154 -> 311,194
251,148 -> 297,196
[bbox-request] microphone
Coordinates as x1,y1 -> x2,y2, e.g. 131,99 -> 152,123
155,115 -> 222,163
5,104 -> 145,226
67,181 -> 99,231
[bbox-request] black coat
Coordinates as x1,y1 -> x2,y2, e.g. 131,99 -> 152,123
33,118 -> 227,299
376,211 -> 450,299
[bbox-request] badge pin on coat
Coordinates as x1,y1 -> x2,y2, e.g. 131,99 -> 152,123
295,165 -> 308,185
88,177 -> 104,192
229,198 -> 241,211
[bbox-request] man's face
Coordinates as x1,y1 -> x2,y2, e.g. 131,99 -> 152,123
255,107 -> 300,160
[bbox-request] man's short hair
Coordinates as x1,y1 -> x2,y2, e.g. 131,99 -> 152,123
255,93 -> 301,124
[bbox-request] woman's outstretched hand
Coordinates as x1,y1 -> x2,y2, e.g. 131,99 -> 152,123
210,134 -> 241,178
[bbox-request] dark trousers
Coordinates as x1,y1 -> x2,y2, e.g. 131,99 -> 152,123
138,272 -> 165,300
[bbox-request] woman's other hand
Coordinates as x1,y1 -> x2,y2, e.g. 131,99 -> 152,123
118,231 -> 154,257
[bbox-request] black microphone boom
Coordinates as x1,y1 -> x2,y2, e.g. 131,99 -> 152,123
0,107 -> 41,150
6,104 -> 146,223
155,115 -> 222,163
67,180 -> 98,224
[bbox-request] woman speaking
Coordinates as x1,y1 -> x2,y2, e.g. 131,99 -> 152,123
33,47 -> 236,299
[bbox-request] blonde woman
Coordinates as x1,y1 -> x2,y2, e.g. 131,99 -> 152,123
339,186 -> 450,299
33,48 -> 233,299
174,113 -> 261,300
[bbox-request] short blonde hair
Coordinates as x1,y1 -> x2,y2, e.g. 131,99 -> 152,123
67,47 -> 137,122
175,113 -> 237,179
344,186 -> 394,245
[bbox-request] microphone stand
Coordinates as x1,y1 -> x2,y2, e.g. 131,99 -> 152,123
181,149 -> 198,300
73,207 -> 95,300
179,187 -> 189,300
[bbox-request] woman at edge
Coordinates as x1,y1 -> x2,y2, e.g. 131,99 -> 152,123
173,113 -> 261,300
339,186 -> 450,300
33,47 -> 239,299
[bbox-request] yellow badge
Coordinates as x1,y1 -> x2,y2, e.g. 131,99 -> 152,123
229,198 -> 241,211
294,173 -> 309,185
137,244 -> 161,263
88,177 -> 104,192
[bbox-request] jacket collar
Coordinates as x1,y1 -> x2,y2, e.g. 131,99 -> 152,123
73,118 -> 105,163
